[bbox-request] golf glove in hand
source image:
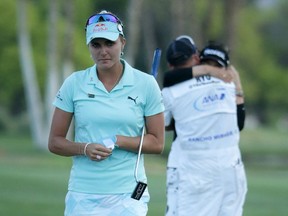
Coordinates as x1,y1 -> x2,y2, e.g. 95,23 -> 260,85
100,135 -> 117,150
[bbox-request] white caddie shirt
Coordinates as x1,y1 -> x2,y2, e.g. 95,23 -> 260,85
162,75 -> 240,168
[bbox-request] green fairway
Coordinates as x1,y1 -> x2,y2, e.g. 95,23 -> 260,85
0,128 -> 287,216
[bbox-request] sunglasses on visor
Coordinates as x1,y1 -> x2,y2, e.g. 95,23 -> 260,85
85,13 -> 122,27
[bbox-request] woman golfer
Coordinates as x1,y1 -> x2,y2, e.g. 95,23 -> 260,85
48,10 -> 164,216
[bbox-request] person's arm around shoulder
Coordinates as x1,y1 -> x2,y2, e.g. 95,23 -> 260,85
163,68 -> 193,87
228,65 -> 246,131
229,65 -> 244,104
193,65 -> 233,82
163,65 -> 233,87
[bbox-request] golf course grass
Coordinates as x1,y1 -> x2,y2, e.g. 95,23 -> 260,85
0,127 -> 287,215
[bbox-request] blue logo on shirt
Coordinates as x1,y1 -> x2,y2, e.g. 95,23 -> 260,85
194,92 -> 226,111
56,91 -> 63,101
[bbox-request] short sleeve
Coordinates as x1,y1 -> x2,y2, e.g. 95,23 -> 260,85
144,76 -> 165,116
53,74 -> 75,113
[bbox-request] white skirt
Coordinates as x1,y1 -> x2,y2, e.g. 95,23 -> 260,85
64,191 -> 149,216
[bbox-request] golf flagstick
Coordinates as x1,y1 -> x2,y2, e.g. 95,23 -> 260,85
131,48 -> 162,200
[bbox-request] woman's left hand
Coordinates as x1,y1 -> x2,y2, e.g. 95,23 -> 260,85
85,143 -> 113,161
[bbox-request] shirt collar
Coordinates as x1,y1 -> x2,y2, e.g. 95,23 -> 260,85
87,60 -> 135,88
87,65 -> 98,85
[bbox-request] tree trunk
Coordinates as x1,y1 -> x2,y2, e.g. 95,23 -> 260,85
61,0 -> 75,141
200,1 -> 217,46
223,0 -> 242,57
62,0 -> 74,79
45,0 -> 59,133
170,0 -> 186,35
142,8 -> 157,69
16,0 -> 45,149
125,0 -> 145,66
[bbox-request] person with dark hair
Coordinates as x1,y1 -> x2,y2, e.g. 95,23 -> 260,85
165,40 -> 246,133
48,10 -> 164,216
163,36 -> 247,216
163,37 -> 234,88
200,41 -> 245,130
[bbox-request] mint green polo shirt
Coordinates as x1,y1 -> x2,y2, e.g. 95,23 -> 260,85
53,60 -> 164,194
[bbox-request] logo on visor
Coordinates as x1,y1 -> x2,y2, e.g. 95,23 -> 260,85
93,23 -> 108,32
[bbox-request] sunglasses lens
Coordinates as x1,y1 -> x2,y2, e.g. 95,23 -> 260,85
87,14 -> 119,26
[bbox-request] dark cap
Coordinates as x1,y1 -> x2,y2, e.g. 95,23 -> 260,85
166,35 -> 197,66
200,42 -> 230,67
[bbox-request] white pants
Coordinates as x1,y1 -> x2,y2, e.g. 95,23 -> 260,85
166,146 -> 247,216
65,191 -> 149,216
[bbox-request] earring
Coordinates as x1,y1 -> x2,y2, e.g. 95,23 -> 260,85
121,51 -> 124,56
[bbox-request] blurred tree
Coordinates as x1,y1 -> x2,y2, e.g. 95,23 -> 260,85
16,0 -> 77,148
45,0 -> 59,129
1,0 -> 288,140
17,0 -> 45,148
125,0 -> 144,66
233,1 -> 288,124
260,0 -> 288,67
0,0 -> 23,116
223,0 -> 242,55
